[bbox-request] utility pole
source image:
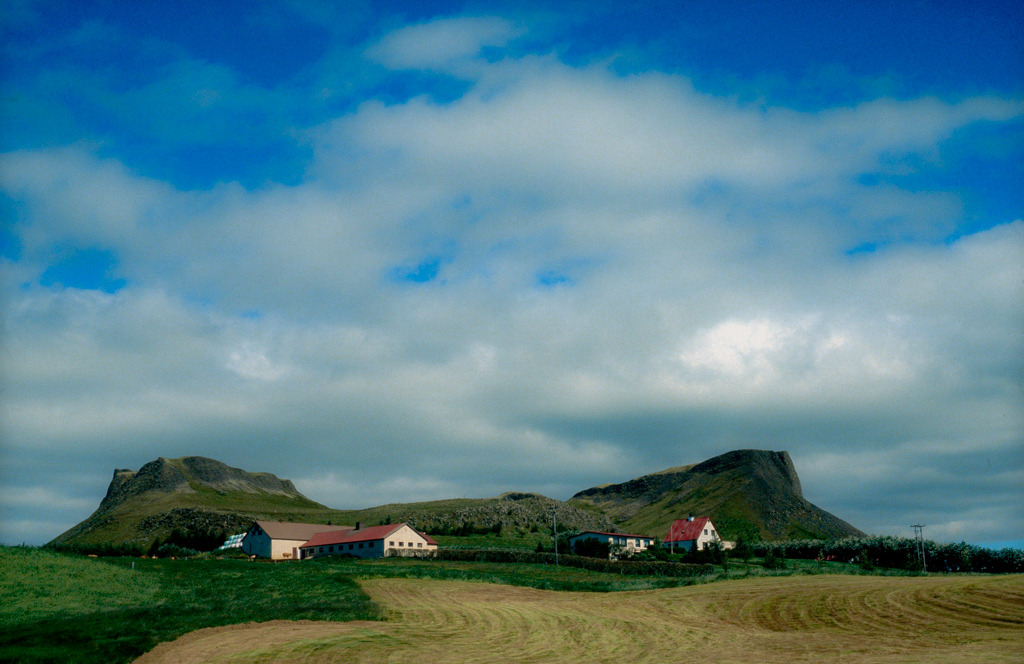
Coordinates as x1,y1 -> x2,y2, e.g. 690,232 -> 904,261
912,524 -> 927,573
552,509 -> 558,567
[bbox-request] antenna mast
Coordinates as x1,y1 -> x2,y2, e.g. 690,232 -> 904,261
911,524 -> 927,573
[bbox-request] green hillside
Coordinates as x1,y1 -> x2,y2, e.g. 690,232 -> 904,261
52,450 -> 863,550
571,450 -> 865,541
51,458 -> 612,550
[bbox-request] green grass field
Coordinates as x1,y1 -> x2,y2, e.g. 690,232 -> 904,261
0,547 -> 378,664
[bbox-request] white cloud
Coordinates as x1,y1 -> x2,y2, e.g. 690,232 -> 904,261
365,16 -> 523,71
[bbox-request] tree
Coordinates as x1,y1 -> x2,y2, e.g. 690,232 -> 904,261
573,538 -> 611,559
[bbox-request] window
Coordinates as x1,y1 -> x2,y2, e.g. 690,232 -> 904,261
704,529 -> 708,535
369,541 -> 375,547
399,542 -> 404,547
348,544 -> 354,550
389,541 -> 395,547
319,547 -> 324,553
417,542 -> 423,548
329,546 -> 334,552
358,542 -> 364,549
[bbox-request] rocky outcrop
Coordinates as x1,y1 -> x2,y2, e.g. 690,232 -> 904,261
405,494 -> 614,534
138,508 -> 253,536
95,456 -> 308,515
50,456 -> 321,547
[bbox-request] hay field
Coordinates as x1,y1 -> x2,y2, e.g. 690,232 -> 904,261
136,573 -> 1023,663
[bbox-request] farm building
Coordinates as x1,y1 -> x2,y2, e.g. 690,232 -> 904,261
663,516 -> 726,553
241,520 -> 353,560
299,522 -> 438,560
568,531 -> 654,558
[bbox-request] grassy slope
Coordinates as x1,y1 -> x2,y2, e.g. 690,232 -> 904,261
0,547 -> 379,664
570,470 -> 766,541
65,492 -> 607,549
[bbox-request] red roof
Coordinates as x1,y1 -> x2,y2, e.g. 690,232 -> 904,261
301,523 -> 437,549
571,531 -> 652,540
664,517 -> 712,543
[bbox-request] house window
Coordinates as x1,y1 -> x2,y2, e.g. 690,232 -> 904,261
348,544 -> 354,550
358,542 -> 364,549
369,541 -> 375,547
319,547 -> 324,553
399,542 -> 404,547
704,529 -> 708,535
417,542 -> 423,547
329,546 -> 334,552
389,541 -> 395,546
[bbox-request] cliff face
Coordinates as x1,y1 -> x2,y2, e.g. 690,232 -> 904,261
572,449 -> 863,541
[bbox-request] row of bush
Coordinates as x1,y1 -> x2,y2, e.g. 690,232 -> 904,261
47,527 -> 230,558
436,547 -> 714,577
749,536 -> 1024,573
48,541 -> 148,557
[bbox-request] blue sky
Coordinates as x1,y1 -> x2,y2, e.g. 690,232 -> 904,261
1,0 -> 1022,547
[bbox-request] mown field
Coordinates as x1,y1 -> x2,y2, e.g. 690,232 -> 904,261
3,545 -> 1023,664
139,574 -> 1024,663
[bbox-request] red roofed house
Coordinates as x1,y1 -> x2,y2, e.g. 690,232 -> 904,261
663,516 -> 722,553
241,520 -> 353,561
299,522 -> 438,560
568,531 -> 654,558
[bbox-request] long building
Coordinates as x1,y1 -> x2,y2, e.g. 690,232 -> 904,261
300,523 -> 438,560
241,520 -> 353,560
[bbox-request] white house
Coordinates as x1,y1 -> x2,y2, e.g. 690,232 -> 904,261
241,520 -> 352,561
663,516 -> 726,553
568,530 -> 654,557
299,522 -> 438,560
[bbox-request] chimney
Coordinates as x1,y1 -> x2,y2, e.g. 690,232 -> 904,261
355,521 -> 362,531
687,515 -> 694,521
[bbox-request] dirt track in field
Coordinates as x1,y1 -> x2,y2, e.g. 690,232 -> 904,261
134,574 -> 1024,663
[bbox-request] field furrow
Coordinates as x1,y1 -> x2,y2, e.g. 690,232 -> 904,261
135,574 -> 1024,664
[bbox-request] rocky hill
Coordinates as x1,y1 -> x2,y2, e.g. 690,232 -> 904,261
50,457 -> 330,547
50,457 -> 614,549
51,449 -> 862,549
570,449 -> 864,541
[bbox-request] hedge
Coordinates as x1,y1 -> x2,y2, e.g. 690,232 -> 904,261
750,536 -> 1024,573
436,548 -> 714,577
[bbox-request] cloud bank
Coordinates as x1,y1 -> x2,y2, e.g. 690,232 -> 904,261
1,8 -> 1021,547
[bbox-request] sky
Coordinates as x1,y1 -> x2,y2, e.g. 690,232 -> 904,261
1,0 -> 1022,548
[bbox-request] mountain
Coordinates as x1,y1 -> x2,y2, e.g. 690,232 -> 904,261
50,456 -> 331,547
569,449 -> 865,541
51,449 -> 862,549
49,457 -> 613,548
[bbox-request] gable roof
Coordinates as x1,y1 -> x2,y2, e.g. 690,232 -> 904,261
252,520 -> 352,541
664,517 -> 712,543
301,523 -> 436,548
570,530 -> 652,540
